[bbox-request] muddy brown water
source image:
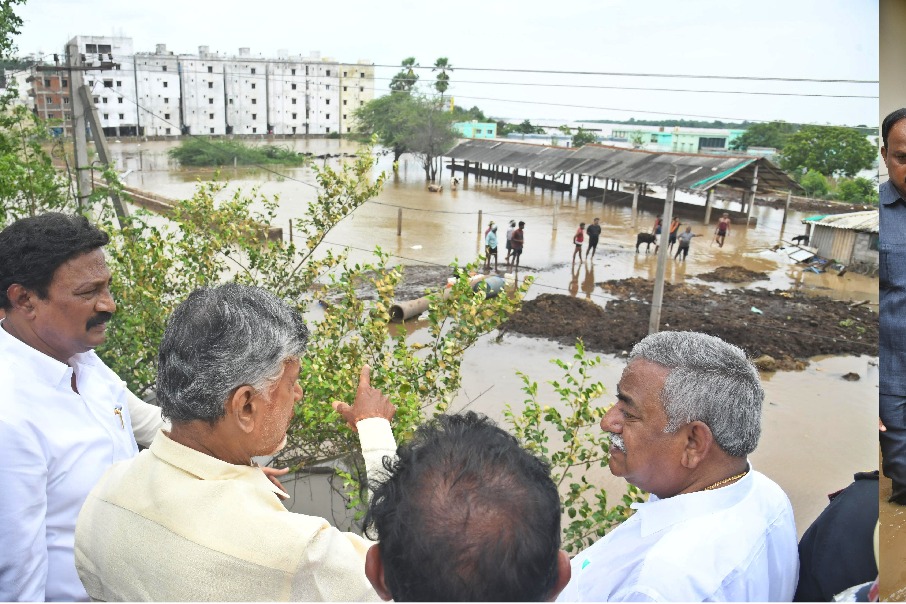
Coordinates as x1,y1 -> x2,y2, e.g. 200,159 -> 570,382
111,139 -> 878,544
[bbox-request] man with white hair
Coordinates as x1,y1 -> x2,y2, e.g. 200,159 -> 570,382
558,331 -> 798,602
74,283 -> 397,601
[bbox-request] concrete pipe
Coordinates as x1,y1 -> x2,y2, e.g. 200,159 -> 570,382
389,296 -> 431,322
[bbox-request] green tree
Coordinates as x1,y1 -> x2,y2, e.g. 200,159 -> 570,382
799,169 -> 829,198
432,57 -> 452,97
729,121 -> 797,151
835,176 -> 879,204
389,57 -> 419,92
571,127 -> 598,149
779,125 -> 876,177
356,94 -> 457,180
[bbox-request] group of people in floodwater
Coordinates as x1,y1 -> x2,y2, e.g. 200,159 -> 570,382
483,219 -> 525,272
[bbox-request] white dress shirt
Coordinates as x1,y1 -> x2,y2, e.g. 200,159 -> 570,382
558,466 -> 799,602
0,322 -> 162,602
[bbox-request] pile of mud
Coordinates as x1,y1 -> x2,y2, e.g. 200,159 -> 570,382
504,278 -> 877,369
697,266 -> 769,283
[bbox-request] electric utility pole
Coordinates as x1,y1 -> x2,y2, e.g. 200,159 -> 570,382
648,167 -> 677,335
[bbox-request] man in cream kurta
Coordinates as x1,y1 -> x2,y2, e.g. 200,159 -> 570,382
75,419 -> 395,601
75,283 -> 397,601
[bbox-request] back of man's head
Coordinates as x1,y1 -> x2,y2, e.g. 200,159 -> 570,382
0,213 -> 109,309
365,412 -> 567,601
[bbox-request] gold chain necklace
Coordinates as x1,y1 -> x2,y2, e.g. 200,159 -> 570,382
704,470 -> 748,491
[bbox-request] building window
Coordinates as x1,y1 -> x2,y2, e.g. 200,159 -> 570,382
359,87 -> 364,92
291,83 -> 297,90
63,98 -> 68,104
47,112 -> 54,119
251,68 -> 256,75
229,98 -> 233,104
326,70 -> 331,76
291,98 -> 297,104
326,114 -> 330,120
166,127 -> 171,134
103,113 -> 109,119
93,96 -> 99,103
118,113 -> 124,119
116,80 -> 122,87
325,99 -> 330,105
102,97 -> 108,103
207,65 -> 213,73
699,137 -> 727,149
347,127 -> 351,132
98,44 -> 111,54
163,81 -> 169,88
162,65 -> 167,72
343,114 -> 346,120
252,127 -> 257,133
251,98 -> 257,104
343,86 -> 347,92
209,98 -> 214,104
292,113 -> 297,119
118,98 -> 123,103
325,127 -> 330,133
326,85 -> 330,90
208,82 -> 213,89
86,44 -> 97,53
43,78 -> 50,86
252,113 -> 257,120
360,72 -> 365,78
210,127 -> 215,133
292,126 -> 297,134
164,113 -> 170,119
164,97 -> 169,103
291,68 -> 296,76
343,71 -> 347,77
103,80 -> 113,88
343,99 -> 347,105
209,113 -> 214,119
62,79 -> 68,87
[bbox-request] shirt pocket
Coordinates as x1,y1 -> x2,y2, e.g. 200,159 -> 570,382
881,244 -> 906,289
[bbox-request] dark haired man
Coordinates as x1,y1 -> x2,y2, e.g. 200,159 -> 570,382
0,213 -> 166,601
364,412 -> 571,602
509,220 -> 525,270
880,108 -> 906,504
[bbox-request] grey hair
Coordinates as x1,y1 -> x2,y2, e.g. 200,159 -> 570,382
628,331 -> 763,457
157,283 -> 309,424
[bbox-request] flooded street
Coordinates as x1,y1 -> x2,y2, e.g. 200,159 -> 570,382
110,138 -> 878,538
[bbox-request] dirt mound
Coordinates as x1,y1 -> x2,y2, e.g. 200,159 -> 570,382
504,279 -> 877,366
697,266 -> 769,283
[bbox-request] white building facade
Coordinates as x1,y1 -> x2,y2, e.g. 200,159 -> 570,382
43,36 -> 374,138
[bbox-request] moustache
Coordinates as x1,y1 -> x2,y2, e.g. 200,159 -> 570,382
86,312 -> 113,330
609,432 -> 625,453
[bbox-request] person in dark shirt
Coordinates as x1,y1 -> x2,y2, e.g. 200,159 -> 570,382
585,218 -> 602,260
880,108 -> 906,504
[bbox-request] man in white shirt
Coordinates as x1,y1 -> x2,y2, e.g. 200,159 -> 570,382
558,331 -> 798,602
75,283 -> 398,601
0,213 -> 166,601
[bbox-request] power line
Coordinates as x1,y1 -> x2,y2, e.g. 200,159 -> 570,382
372,64 -> 878,85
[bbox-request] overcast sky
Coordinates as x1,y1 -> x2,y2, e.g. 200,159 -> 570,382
15,0 -> 878,127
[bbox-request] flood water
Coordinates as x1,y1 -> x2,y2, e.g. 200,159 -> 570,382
110,138 -> 879,540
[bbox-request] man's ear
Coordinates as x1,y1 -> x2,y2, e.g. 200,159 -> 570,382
365,544 -> 393,601
547,549 -> 572,601
681,420 -> 714,469
5,283 -> 37,315
224,385 -> 258,435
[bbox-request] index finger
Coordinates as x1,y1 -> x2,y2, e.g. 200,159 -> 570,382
357,364 -> 372,392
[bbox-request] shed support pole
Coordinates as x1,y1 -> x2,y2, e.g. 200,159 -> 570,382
779,190 -> 792,242
703,189 -> 713,225
745,164 -> 759,225
464,160 -> 470,181
632,185 -> 640,211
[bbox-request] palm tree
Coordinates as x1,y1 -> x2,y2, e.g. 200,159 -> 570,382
432,57 -> 452,99
389,57 -> 419,93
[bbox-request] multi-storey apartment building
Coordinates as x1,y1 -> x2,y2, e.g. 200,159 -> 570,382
179,46 -> 228,135
26,36 -> 375,138
73,35 -> 139,137
134,44 -> 181,136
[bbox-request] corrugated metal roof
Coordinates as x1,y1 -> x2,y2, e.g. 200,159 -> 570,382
802,210 -> 878,233
445,139 -> 802,193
